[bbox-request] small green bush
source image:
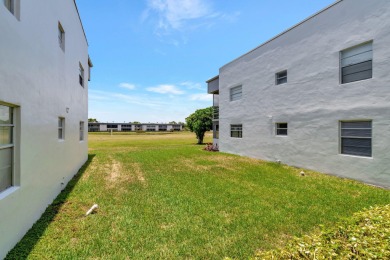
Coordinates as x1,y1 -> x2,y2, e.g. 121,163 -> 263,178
254,204 -> 390,259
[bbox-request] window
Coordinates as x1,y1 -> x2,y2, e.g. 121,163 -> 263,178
146,125 -> 156,131
79,63 -> 84,87
230,124 -> 242,138
0,104 -> 14,192
58,22 -> 65,51
230,85 -> 242,101
79,121 -> 84,141
121,124 -> 132,132
276,123 -> 288,136
4,0 -> 19,20
4,0 -> 14,14
276,70 -> 287,85
58,117 -> 65,140
340,121 -> 372,157
213,123 -> 219,139
341,41 -> 372,84
158,125 -> 167,131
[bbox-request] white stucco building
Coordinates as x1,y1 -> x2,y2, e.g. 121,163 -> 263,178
207,0 -> 390,188
0,0 -> 92,256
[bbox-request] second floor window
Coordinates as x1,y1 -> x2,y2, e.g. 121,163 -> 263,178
276,70 -> 287,85
79,63 -> 84,87
341,41 -> 372,84
58,22 -> 65,51
230,85 -> 242,101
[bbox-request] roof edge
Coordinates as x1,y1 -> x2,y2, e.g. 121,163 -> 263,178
221,0 -> 343,69
73,0 -> 89,46
206,75 -> 219,83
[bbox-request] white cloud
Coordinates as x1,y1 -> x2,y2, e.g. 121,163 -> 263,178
147,0 -> 212,30
89,89 -> 211,123
190,93 -> 212,101
180,81 -> 204,90
119,83 -> 136,90
146,84 -> 184,95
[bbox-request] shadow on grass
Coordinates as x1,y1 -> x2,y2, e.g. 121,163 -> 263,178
5,154 -> 96,259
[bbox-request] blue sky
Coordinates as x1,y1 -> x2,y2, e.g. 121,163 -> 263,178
76,0 -> 335,123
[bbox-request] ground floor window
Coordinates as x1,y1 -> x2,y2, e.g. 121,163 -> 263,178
276,123 -> 288,136
340,121 -> 372,157
146,125 -> 156,131
80,121 -> 84,141
230,124 -> 242,138
213,123 -> 219,139
58,117 -> 65,140
0,104 -> 14,192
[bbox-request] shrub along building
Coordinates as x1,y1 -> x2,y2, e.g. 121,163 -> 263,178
88,123 -> 183,132
207,0 -> 390,188
0,0 -> 92,257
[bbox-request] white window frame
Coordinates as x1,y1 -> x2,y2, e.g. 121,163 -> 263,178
340,120 -> 372,158
79,121 -> 84,141
275,123 -> 288,136
0,104 -> 14,193
58,117 -> 65,140
230,124 -> 242,138
276,70 -> 287,85
230,85 -> 242,101
58,22 -> 65,51
79,63 -> 84,87
340,41 -> 373,84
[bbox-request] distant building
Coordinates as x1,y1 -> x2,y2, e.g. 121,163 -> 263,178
0,0 -> 92,257
88,123 -> 183,132
207,0 -> 390,188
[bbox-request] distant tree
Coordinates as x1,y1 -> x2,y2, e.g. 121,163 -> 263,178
169,121 -> 177,124
186,107 -> 213,144
88,118 -> 98,122
132,121 -> 141,124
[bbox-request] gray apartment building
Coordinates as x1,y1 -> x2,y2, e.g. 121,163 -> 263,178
207,0 -> 390,188
88,123 -> 183,132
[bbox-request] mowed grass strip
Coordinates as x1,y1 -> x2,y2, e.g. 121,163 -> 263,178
7,132 -> 390,259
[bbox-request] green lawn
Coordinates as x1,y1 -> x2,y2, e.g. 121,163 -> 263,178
7,132 -> 390,259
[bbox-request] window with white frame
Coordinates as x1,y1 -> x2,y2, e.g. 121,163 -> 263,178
341,41 -> 372,84
79,63 -> 84,87
276,123 -> 288,136
58,117 -> 65,140
340,121 -> 372,157
79,121 -> 84,141
58,22 -> 65,51
276,70 -> 287,85
0,104 -> 14,193
230,85 -> 242,101
230,124 -> 242,138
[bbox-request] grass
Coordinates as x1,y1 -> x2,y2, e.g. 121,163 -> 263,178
7,132 -> 390,259
255,204 -> 390,259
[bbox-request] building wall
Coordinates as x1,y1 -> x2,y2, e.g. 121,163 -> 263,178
88,123 -> 184,132
218,0 -> 390,187
0,0 -> 89,257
